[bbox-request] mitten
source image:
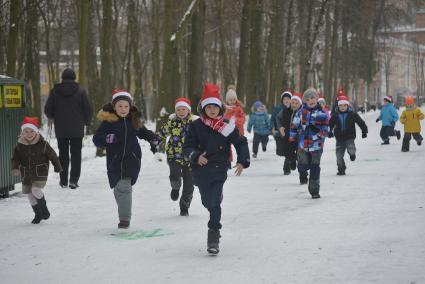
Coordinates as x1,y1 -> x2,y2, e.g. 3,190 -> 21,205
106,133 -> 116,144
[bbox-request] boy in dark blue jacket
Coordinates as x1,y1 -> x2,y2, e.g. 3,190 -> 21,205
183,83 -> 250,254
271,91 -> 292,157
328,95 -> 368,175
93,90 -> 158,229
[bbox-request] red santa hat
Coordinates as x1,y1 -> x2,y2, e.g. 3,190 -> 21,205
291,92 -> 303,104
21,116 -> 40,132
383,95 -> 393,103
175,97 -> 191,111
337,95 -> 350,106
112,89 -> 133,105
200,83 -> 222,109
337,88 -> 345,98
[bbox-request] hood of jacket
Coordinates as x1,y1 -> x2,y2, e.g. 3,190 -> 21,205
53,80 -> 80,97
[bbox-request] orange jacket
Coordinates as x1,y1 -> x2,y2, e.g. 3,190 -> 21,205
224,101 -> 246,135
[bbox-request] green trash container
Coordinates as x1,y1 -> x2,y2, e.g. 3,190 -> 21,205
0,75 -> 27,198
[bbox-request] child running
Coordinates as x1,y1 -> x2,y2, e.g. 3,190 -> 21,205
11,117 -> 62,224
290,88 -> 328,198
183,83 -> 250,254
157,98 -> 197,216
328,95 -> 368,175
247,101 -> 271,158
93,90 -> 159,229
376,95 -> 401,144
400,96 -> 424,152
276,92 -> 303,175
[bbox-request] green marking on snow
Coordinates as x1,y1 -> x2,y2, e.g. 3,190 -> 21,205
111,229 -> 174,240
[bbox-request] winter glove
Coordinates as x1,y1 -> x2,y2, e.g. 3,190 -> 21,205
328,131 -> 334,138
54,165 -> 62,173
375,118 -> 380,123
308,124 -> 320,133
106,133 -> 117,144
362,133 -> 367,139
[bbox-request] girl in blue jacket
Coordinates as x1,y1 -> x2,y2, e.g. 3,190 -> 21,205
376,96 -> 401,144
247,101 -> 271,158
93,90 -> 158,229
183,83 -> 250,254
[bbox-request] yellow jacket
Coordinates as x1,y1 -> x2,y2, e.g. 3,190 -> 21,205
400,108 -> 424,133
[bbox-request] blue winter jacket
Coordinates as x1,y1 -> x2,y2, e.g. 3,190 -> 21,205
270,104 -> 285,136
289,103 -> 329,152
93,106 -> 158,188
247,112 -> 271,136
378,103 -> 399,126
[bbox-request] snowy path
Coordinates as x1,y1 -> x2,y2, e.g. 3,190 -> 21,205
1,110 -> 424,284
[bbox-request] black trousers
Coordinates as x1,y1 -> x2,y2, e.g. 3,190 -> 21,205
57,138 -> 83,185
253,133 -> 269,154
380,126 -> 395,142
402,132 -> 423,151
168,161 -> 194,209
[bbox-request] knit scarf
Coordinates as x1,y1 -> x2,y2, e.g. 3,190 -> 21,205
200,115 -> 235,137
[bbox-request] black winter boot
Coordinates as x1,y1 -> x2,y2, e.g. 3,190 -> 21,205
31,204 -> 43,224
180,207 -> 189,216
299,172 -> 308,185
337,168 -> 346,175
207,229 -> 221,255
118,220 -> 130,229
170,189 -> 179,201
37,196 -> 50,220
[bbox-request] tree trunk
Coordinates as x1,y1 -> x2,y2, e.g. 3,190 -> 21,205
78,0 -> 89,89
188,0 -> 205,112
236,0 -> 252,105
100,0 -> 113,98
6,0 -> 20,77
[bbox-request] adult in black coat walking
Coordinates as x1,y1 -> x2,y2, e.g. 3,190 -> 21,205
44,68 -> 93,188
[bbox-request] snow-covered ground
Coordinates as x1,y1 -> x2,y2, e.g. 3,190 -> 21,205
1,109 -> 424,284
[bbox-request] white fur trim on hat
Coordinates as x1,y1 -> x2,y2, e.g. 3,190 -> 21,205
318,97 -> 325,103
112,91 -> 133,102
338,100 -> 350,106
21,123 -> 39,133
291,96 -> 302,104
175,101 -> 191,111
201,97 -> 222,109
383,96 -> 392,102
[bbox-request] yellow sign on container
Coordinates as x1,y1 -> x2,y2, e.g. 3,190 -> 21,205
4,85 -> 22,108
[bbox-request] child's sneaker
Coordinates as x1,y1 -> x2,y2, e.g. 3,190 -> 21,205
252,153 -> 257,158
350,154 -> 356,161
118,220 -> 130,229
418,140 -> 422,146
170,189 -> 179,201
262,147 -> 267,152
311,194 -> 321,199
299,174 -> 308,185
396,131 -> 401,140
59,183 -> 67,188
401,148 -> 409,152
284,170 -> 291,176
337,169 -> 346,175
381,141 -> 390,145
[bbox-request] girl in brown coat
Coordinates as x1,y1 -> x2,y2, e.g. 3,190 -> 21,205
11,117 -> 62,224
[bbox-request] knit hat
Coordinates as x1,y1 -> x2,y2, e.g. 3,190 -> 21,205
405,96 -> 415,106
252,101 -> 263,110
318,94 -> 326,104
21,116 -> 40,132
280,90 -> 292,99
291,92 -> 303,104
303,88 -> 318,101
175,97 -> 191,111
337,95 -> 350,106
61,68 -> 76,81
225,85 -> 238,102
201,83 -> 222,109
384,95 -> 393,103
112,89 -> 133,105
